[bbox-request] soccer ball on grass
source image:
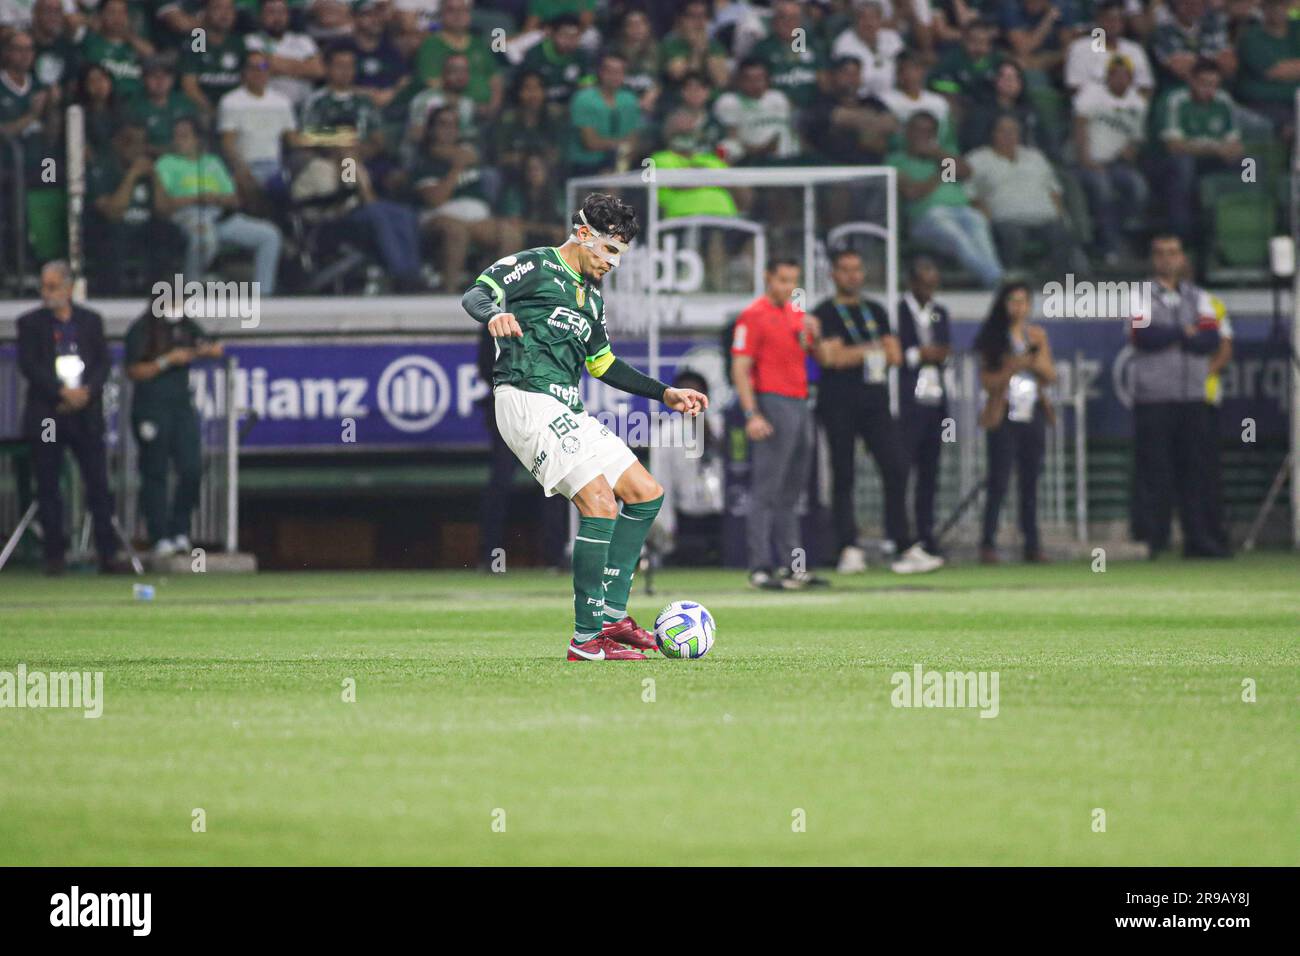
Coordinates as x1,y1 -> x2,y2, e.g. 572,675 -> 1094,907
653,601 -> 715,659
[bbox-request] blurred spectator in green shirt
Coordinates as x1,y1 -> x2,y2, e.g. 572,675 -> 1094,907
521,13 -> 591,104
567,51 -> 641,176
499,153 -> 567,248
747,0 -> 829,112
75,61 -> 122,157
650,111 -> 738,220
521,0 -> 597,35
80,0 -> 152,101
606,8 -> 660,114
661,0 -> 730,90
802,55 -> 896,163
1236,0 -> 1300,134
889,110 -> 1002,288
665,70 -> 724,154
179,0 -> 245,117
1152,0 -> 1234,87
415,105 -> 519,290
928,18 -> 1001,110
0,30 -> 61,184
414,0 -> 503,119
128,56 -> 198,155
490,69 -> 564,180
301,46 -> 385,163
30,0 -> 82,94
153,114 -> 282,292
1157,58 -> 1243,242
84,121 -> 185,293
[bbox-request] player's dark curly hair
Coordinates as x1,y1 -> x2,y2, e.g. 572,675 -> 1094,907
573,193 -> 640,244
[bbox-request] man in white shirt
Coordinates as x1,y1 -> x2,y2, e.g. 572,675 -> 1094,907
244,0 -> 324,107
218,51 -> 300,209
966,113 -> 1087,276
713,57 -> 799,162
1072,55 -> 1148,263
879,50 -> 951,142
1064,0 -> 1154,96
832,0 -> 905,100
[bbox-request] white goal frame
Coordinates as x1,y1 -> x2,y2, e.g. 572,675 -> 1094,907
565,166 -> 899,386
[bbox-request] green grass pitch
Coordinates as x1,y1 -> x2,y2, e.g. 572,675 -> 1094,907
1,554 -> 1296,866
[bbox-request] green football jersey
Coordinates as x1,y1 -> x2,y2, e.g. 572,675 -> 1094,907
475,246 -> 612,412
80,32 -> 144,98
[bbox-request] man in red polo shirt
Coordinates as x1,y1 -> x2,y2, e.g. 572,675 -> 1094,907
730,257 -> 828,590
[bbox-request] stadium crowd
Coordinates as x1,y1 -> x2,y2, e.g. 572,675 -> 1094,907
0,0 -> 1295,296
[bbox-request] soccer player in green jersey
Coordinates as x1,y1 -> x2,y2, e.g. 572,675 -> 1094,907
461,193 -> 708,661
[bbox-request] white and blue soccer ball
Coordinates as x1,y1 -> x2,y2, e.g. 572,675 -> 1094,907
654,601 -> 715,659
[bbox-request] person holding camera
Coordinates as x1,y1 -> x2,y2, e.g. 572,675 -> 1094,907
124,298 -> 224,557
974,281 -> 1056,564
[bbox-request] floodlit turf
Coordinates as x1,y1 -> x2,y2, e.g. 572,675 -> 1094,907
0,553 -> 1296,866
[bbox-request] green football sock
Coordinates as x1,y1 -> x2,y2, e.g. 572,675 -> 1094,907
573,516 -> 616,639
602,495 -> 663,620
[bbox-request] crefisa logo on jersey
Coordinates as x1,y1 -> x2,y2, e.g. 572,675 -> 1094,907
377,355 -> 451,433
498,255 -> 534,285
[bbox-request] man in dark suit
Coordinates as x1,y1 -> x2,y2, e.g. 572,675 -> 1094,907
17,261 -> 123,574
896,257 -> 952,555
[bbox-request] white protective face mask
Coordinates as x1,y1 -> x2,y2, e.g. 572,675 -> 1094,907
572,209 -> 629,267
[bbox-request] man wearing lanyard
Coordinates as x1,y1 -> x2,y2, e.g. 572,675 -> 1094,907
896,257 -> 953,556
731,258 -> 829,590
812,249 -> 944,575
16,261 -> 125,575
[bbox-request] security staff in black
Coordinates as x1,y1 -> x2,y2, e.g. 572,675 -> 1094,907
16,262 -> 121,575
1129,235 -> 1224,558
812,248 -> 943,575
895,257 -> 952,555
124,302 -> 223,555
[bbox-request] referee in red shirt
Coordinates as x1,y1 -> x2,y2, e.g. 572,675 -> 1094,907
730,258 -> 828,590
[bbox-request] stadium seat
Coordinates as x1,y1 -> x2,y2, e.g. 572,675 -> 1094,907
1212,191 -> 1273,270
26,188 -> 67,263
1197,171 -> 1275,282
289,210 -> 378,294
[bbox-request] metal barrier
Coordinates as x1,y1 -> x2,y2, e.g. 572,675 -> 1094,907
0,351 -> 242,566
839,350 -> 1092,552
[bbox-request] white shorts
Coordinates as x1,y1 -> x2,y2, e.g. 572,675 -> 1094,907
494,385 -> 637,499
